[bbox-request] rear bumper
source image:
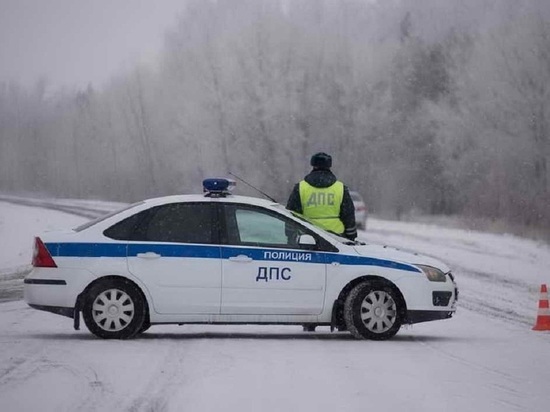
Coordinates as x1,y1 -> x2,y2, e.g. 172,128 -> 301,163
406,310 -> 454,324
24,267 -> 94,308
24,279 -> 74,308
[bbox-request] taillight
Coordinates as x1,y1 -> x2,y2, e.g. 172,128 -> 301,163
32,237 -> 57,268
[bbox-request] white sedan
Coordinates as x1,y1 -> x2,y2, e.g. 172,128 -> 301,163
350,190 -> 368,230
24,179 -> 458,340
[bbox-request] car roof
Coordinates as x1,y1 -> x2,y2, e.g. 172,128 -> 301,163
72,193 -> 289,234
141,193 -> 281,208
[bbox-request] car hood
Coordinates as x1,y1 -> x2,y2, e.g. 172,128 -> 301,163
353,243 -> 451,273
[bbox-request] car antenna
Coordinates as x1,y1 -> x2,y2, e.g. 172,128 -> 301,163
229,172 -> 278,203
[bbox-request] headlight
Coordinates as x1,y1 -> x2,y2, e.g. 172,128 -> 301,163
417,265 -> 447,282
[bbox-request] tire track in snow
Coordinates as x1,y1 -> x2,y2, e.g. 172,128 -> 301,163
0,195 -> 121,219
121,340 -> 186,412
0,301 -> 107,411
410,336 -> 527,409
0,345 -> 107,411
450,266 -> 535,327
365,227 -> 522,261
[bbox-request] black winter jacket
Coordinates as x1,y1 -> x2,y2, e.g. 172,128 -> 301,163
286,169 -> 357,240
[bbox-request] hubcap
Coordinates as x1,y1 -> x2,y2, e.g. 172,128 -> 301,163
92,289 -> 135,332
360,290 -> 397,333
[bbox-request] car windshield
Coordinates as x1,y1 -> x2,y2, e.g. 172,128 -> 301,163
349,192 -> 363,202
74,201 -> 144,232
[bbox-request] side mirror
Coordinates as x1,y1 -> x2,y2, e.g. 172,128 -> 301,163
298,234 -> 316,248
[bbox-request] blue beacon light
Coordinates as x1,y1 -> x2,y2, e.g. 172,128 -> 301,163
202,178 -> 234,196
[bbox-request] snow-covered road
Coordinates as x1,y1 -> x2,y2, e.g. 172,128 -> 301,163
1,200 -> 549,411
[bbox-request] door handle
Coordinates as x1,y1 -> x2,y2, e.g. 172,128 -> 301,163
136,252 -> 161,259
228,255 -> 253,263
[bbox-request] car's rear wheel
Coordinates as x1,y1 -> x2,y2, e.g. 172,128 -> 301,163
344,280 -> 404,340
82,279 -> 146,339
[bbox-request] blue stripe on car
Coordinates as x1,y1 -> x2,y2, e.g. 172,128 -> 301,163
45,242 -> 420,273
129,244 -> 221,258
49,242 -> 127,257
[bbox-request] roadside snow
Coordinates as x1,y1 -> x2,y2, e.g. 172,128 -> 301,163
365,218 -> 550,287
0,201 -> 87,273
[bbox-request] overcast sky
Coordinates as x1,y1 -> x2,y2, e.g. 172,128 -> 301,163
0,0 -> 185,89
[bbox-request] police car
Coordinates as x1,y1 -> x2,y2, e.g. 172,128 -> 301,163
24,179 -> 457,340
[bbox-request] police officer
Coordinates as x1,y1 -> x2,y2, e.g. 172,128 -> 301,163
287,152 -> 357,241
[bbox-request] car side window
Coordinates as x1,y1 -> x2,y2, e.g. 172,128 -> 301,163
103,211 -> 148,240
223,204 -> 308,248
105,203 -> 216,244
140,203 -> 215,244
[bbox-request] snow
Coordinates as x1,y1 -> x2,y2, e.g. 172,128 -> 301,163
0,201 -> 86,272
1,200 -> 550,411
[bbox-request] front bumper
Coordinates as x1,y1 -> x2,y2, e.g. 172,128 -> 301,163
406,310 -> 454,324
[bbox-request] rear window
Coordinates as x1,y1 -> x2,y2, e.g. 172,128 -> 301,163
349,192 -> 363,202
74,202 -> 143,232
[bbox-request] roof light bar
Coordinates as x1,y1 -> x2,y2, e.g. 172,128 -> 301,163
202,178 -> 235,197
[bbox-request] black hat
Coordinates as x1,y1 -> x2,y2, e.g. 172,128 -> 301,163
310,152 -> 332,169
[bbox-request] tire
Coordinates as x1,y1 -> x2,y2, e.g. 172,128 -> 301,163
344,280 -> 404,340
82,278 -> 146,339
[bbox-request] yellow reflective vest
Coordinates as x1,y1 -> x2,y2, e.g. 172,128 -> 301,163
299,180 -> 345,234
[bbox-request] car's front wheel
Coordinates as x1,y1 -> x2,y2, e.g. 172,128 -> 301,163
82,279 -> 146,339
344,280 -> 404,340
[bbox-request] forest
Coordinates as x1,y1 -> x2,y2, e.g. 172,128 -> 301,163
1,0 -> 549,237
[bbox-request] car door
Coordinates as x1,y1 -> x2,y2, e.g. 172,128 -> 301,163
124,202 -> 222,315
220,203 -> 327,315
